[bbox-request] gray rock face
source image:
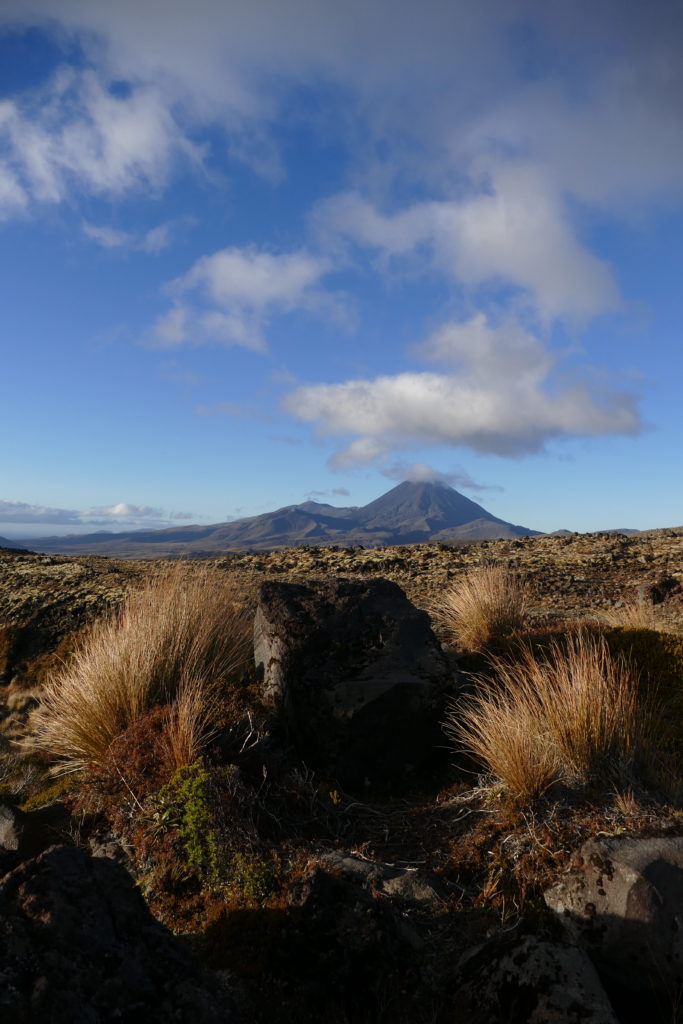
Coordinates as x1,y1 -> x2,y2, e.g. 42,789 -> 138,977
320,849 -> 448,906
0,801 -> 70,876
545,836 -> 683,994
454,936 -> 618,1023
0,804 -> 21,852
253,578 -> 453,789
0,845 -> 229,1022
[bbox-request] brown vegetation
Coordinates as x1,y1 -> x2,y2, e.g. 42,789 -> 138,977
445,632 -> 658,803
28,567 -> 251,775
433,565 -> 528,651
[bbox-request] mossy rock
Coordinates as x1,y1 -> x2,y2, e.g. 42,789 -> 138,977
603,628 -> 683,695
604,628 -> 683,773
19,775 -> 75,812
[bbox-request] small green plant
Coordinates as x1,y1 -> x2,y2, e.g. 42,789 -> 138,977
230,851 -> 278,902
155,760 -> 223,877
151,760 -> 278,901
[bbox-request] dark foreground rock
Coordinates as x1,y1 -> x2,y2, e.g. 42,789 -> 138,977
281,857 -> 418,1019
545,836 -> 683,1000
453,935 -> 618,1023
0,845 -> 230,1023
0,801 -> 71,877
253,577 -> 453,789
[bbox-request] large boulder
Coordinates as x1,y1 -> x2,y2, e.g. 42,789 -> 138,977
253,578 -> 453,789
545,836 -> 683,995
0,845 -> 230,1022
453,935 -> 618,1023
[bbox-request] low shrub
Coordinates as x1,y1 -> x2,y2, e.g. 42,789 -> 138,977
433,565 -> 527,652
445,632 -> 659,803
28,566 -> 251,774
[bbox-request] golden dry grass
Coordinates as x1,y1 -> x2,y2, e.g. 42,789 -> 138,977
445,632 -> 655,803
161,675 -> 219,772
29,566 -> 251,774
602,599 -> 660,630
433,565 -> 527,651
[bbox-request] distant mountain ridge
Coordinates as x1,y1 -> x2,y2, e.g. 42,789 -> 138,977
0,535 -> 23,549
20,481 -> 541,558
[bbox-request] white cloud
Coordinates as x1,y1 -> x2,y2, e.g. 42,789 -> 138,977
283,315 -> 641,463
82,219 -> 175,252
380,461 -> 501,493
316,171 -> 618,320
152,246 -> 332,350
81,222 -> 131,248
92,503 -> 164,518
0,498 -> 197,530
0,0 -> 678,335
0,499 -> 81,524
0,68 -> 192,208
0,157 -> 28,218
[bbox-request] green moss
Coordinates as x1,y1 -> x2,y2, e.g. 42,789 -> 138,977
152,761 -> 280,903
19,775 -> 74,811
156,760 -> 223,878
230,851 -> 278,902
604,628 -> 683,778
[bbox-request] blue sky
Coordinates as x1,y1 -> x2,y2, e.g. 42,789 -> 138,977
1,0 -> 683,538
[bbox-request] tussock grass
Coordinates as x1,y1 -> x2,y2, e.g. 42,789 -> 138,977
446,632 -> 656,803
161,676 -> 219,772
29,567 -> 251,774
602,599 -> 659,631
434,565 -> 527,651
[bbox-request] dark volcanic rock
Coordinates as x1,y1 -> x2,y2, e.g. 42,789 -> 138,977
0,845 -> 229,1022
545,836 -> 683,997
0,802 -> 71,876
279,858 -> 417,1018
253,577 -> 454,789
454,935 -> 618,1023
635,574 -> 681,605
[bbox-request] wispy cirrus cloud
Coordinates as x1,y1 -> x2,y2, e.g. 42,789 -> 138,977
81,219 -> 175,253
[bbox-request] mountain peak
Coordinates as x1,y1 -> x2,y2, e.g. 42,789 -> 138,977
22,480 -> 540,556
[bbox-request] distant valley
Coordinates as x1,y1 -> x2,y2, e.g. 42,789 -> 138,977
18,481 -> 540,558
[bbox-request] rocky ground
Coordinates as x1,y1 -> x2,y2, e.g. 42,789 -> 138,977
1,530 -> 683,1022
3,526 -> 683,667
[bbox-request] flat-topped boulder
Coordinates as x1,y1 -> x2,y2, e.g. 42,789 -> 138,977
254,577 -> 454,789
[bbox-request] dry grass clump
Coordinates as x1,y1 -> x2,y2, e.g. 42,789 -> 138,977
29,567 -> 251,775
602,599 -> 659,631
434,565 -> 527,652
446,632 -> 656,803
161,676 -> 219,772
